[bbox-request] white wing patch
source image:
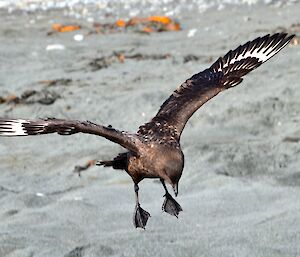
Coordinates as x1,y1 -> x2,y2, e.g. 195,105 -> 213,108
212,33 -> 294,72
228,38 -> 289,66
0,119 -> 29,136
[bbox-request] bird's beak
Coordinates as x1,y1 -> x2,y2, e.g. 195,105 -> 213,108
173,183 -> 178,197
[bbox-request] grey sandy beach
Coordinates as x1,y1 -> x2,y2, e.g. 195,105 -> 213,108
1,1 -> 300,256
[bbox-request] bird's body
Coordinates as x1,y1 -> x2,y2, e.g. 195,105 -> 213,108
0,33 -> 294,228
126,142 -> 184,184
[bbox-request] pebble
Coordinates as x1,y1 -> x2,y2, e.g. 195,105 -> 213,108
74,34 -> 84,41
187,28 -> 197,38
46,44 -> 66,51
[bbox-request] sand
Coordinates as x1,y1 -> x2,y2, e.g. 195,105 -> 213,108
0,2 -> 300,257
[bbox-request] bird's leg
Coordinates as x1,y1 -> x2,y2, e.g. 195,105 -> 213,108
161,179 -> 183,218
133,184 -> 151,229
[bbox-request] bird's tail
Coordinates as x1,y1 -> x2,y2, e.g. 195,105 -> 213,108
209,33 -> 294,88
96,152 -> 128,170
96,160 -> 114,167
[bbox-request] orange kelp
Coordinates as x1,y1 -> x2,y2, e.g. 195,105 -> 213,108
73,160 -> 96,177
51,23 -> 81,33
91,16 -> 180,34
115,16 -> 181,33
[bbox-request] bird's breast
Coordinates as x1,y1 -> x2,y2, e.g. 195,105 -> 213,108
126,144 -> 184,183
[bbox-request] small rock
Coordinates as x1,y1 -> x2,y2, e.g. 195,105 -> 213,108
46,44 -> 66,51
187,28 -> 197,38
74,34 -> 84,41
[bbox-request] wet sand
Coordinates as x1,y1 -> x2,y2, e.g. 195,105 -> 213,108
0,3 -> 300,257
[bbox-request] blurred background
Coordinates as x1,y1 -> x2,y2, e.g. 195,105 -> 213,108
0,1 -> 300,257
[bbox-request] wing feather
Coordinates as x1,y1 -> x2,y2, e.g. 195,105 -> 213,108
139,33 -> 294,139
0,118 -> 140,154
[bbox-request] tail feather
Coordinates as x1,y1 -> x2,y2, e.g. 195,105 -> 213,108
96,153 -> 128,170
97,160 -> 114,167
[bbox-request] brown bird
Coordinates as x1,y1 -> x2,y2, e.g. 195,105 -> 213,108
0,33 -> 294,229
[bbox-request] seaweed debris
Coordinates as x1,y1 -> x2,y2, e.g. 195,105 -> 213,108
0,89 -> 61,105
89,52 -> 171,71
91,16 -> 180,35
73,160 -> 96,177
48,23 -> 81,35
38,78 -> 73,87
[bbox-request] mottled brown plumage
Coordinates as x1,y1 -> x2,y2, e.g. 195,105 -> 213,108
0,33 -> 294,228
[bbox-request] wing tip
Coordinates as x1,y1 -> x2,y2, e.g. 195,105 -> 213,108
287,33 -> 296,42
0,119 -> 29,136
210,32 -> 294,74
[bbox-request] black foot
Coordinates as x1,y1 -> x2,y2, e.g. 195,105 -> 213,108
133,204 -> 151,229
162,193 -> 183,218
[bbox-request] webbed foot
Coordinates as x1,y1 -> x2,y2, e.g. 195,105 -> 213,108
133,204 -> 151,229
162,193 -> 183,218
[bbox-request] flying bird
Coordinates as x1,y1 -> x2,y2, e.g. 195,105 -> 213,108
0,33 -> 294,228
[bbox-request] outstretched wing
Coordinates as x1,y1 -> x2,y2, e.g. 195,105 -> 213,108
142,33 -> 294,139
0,118 -> 140,154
